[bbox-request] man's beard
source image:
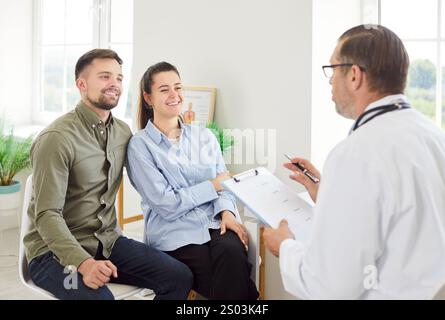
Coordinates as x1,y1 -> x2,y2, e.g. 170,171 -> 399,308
335,102 -> 354,120
87,93 -> 120,111
334,88 -> 355,120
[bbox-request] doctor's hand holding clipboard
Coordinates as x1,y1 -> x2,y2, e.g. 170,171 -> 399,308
263,155 -> 321,257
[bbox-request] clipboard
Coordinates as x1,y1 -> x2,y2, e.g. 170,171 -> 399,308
222,167 -> 314,242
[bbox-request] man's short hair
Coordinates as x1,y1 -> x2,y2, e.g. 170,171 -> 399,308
75,49 -> 123,80
337,25 -> 409,94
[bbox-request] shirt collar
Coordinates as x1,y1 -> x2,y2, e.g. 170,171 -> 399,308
364,94 -> 408,112
348,94 -> 408,135
76,101 -> 114,130
144,119 -> 185,145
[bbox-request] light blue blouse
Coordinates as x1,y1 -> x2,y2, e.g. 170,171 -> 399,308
126,120 -> 239,251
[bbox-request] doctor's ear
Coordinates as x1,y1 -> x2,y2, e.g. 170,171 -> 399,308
350,65 -> 364,90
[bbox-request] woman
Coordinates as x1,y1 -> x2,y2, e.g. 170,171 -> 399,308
126,62 -> 259,300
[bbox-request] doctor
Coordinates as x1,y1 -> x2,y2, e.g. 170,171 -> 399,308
263,25 -> 445,299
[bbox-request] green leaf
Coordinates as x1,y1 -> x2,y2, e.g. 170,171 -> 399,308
206,122 -> 235,154
0,119 -> 33,186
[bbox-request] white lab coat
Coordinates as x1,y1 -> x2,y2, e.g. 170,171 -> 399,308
280,94 -> 445,299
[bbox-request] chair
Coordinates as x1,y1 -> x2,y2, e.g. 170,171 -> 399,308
117,175 -> 143,230
117,172 -> 265,299
19,175 -> 143,300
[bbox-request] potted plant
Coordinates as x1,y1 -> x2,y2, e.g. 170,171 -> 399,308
0,119 -> 33,227
206,122 -> 235,154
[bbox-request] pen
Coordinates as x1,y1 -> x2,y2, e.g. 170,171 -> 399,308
284,154 -> 320,184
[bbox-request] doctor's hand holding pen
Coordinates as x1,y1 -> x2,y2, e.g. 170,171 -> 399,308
283,155 -> 321,203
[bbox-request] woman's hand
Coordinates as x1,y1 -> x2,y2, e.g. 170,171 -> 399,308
220,210 -> 249,250
211,172 -> 231,192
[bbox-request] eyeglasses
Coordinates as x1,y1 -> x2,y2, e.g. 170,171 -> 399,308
322,64 -> 366,78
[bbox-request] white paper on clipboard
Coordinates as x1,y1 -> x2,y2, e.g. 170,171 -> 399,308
222,167 -> 314,242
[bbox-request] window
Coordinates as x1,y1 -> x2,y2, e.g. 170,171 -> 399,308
378,0 -> 444,129
34,0 -> 133,126
311,0 -> 366,169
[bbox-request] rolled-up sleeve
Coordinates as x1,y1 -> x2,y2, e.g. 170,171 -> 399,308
213,191 -> 238,218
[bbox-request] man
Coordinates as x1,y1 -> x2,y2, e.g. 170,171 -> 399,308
24,49 -> 193,300
264,25 -> 445,299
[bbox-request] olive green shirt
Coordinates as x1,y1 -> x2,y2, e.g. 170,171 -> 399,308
24,101 -> 132,269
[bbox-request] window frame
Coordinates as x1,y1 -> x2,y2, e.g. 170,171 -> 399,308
376,0 -> 443,127
32,0 -> 133,126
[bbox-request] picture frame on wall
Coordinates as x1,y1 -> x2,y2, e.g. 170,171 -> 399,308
182,86 -> 217,125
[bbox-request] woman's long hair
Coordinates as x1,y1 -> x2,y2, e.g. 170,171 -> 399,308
137,62 -> 181,129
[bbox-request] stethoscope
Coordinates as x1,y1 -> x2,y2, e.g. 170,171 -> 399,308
351,101 -> 411,132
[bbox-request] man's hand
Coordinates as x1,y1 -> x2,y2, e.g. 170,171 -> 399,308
263,220 -> 295,257
220,210 -> 249,250
283,157 -> 321,203
77,258 -> 118,290
211,172 -> 231,192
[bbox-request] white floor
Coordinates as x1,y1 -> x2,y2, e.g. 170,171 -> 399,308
0,220 -> 153,300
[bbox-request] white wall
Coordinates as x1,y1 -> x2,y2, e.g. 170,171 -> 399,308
133,0 -> 312,299
0,0 -> 33,230
0,0 -> 33,127
0,0 -> 372,300
311,0 -> 376,169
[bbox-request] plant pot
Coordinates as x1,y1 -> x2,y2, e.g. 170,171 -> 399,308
0,180 -> 22,230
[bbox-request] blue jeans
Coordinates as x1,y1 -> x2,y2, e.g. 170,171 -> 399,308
28,236 -> 193,300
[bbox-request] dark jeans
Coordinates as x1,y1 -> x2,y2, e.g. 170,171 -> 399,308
165,229 -> 259,300
28,236 -> 193,300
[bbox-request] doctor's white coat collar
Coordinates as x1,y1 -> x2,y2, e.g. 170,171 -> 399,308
349,94 -> 408,135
